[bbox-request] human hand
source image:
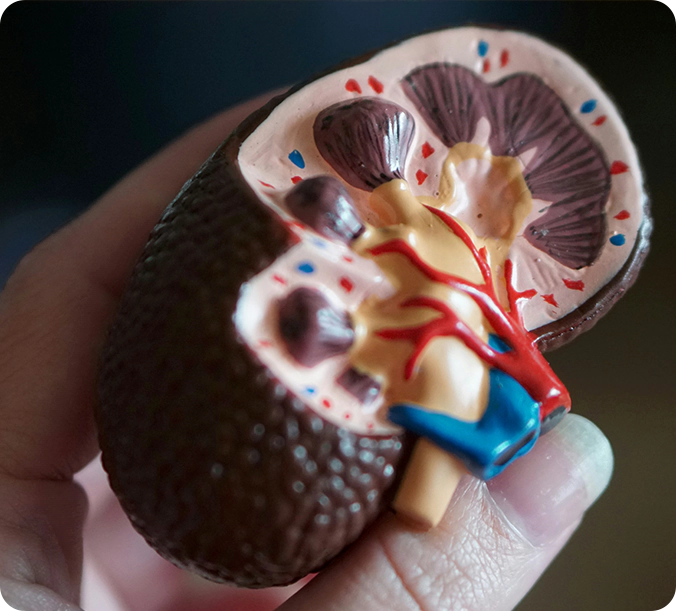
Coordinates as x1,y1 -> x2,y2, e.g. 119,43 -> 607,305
0,94 -> 613,611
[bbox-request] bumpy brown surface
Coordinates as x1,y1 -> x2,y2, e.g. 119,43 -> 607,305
97,126 -> 409,587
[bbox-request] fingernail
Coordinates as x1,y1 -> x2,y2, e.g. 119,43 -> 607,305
487,414 -> 613,545
0,577 -> 83,611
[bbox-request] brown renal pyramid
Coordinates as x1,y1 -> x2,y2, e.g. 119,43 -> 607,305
97,27 -> 650,588
314,98 -> 416,190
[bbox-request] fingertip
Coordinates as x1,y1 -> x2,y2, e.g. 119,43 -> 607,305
487,413 -> 614,546
551,413 -> 614,505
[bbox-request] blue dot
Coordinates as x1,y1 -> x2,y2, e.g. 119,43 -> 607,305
311,237 -> 327,249
304,386 -> 316,395
609,234 -> 626,246
297,261 -> 315,274
478,40 -> 489,57
288,150 -> 305,169
580,99 -> 597,114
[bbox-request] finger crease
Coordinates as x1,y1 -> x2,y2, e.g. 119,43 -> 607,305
375,530 -> 428,611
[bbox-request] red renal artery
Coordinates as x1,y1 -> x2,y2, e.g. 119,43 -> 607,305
368,206 -> 570,419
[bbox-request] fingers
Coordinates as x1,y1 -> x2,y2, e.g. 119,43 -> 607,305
0,91 -> 277,482
0,476 -> 87,611
0,92 -> 278,611
279,414 -> 613,611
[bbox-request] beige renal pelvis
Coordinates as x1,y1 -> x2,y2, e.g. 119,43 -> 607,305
348,150 -> 533,527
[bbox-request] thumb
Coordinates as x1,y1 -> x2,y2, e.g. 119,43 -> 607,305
279,414 -> 613,611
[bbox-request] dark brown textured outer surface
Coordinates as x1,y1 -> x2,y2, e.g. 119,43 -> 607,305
97,103 -> 409,588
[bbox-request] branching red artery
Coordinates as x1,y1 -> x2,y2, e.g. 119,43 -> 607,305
368,206 -> 570,418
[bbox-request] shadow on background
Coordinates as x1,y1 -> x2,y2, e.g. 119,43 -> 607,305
1,2 -> 675,610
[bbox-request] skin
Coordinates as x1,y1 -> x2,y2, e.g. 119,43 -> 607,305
0,95 -> 613,611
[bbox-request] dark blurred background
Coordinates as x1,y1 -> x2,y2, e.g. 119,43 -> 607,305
1,2 -> 674,610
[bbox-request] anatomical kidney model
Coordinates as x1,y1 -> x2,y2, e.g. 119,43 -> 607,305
97,27 -> 650,587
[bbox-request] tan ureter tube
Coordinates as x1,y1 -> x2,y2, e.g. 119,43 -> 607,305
393,439 -> 465,529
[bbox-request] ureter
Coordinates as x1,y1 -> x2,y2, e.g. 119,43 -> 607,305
393,440 -> 465,529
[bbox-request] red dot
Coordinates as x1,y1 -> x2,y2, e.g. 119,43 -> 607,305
345,79 -> 361,94
614,210 -> 630,220
542,293 -> 559,307
563,278 -> 585,291
610,161 -> 629,175
259,180 -> 275,189
367,422 -> 374,430
421,142 -> 435,158
291,176 -> 303,184
272,274 -> 287,285
258,340 -> 272,348
339,276 -> 354,293
368,75 -> 384,94
344,413 -> 351,420
592,115 -> 607,126
342,255 -> 354,263
500,49 -> 509,67
416,169 -> 428,185
482,59 -> 491,73
322,399 -> 331,408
